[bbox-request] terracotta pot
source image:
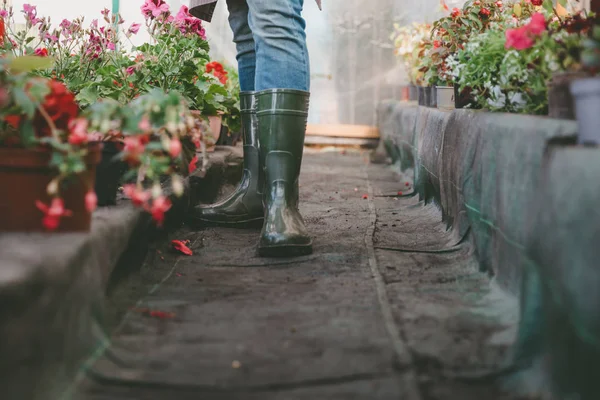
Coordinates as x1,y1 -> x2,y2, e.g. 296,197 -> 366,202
208,115 -> 222,144
401,86 -> 410,101
0,144 -> 101,232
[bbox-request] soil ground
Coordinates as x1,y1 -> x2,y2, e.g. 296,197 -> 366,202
75,150 -> 521,400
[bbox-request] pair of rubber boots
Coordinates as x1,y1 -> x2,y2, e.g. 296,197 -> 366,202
192,89 -> 312,258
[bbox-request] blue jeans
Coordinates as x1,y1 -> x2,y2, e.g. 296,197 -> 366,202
226,0 -> 310,92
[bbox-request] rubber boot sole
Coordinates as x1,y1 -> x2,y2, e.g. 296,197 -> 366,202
191,216 -> 264,229
258,242 -> 313,258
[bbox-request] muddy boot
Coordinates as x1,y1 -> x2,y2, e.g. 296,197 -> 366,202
191,92 -> 263,227
257,89 -> 312,257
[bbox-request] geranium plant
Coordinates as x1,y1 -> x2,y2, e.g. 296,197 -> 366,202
391,23 -> 432,85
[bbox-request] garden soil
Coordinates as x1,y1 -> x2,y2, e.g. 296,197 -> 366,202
75,150 -> 523,400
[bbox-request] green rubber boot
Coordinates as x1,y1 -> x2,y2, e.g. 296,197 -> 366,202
257,89 -> 313,257
191,92 -> 264,227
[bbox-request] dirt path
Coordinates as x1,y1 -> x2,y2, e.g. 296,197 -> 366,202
76,151 -> 520,400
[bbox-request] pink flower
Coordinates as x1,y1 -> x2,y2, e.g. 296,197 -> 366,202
126,66 -> 136,75
128,22 -> 141,35
0,10 -> 8,18
91,19 -> 98,29
23,3 -> 40,25
85,190 -> 97,213
101,8 -> 110,17
141,0 -> 170,19
175,5 -> 190,24
68,118 -> 89,145
169,138 -> 182,158
36,198 -> 73,231
527,13 -> 547,36
107,42 -> 116,51
138,116 -> 151,132
123,184 -> 151,207
147,196 -> 172,226
505,27 -> 534,50
44,32 -> 58,42
123,136 -> 146,163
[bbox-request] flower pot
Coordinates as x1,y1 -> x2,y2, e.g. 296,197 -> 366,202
208,115 -> 222,143
94,141 -> 127,207
454,85 -> 474,109
548,71 -> 590,120
436,86 -> 455,111
571,77 -> 600,145
401,86 -> 410,101
0,144 -> 102,232
409,84 -> 418,101
418,86 -> 427,106
429,86 -> 438,108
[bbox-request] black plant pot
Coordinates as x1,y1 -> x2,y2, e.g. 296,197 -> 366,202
95,141 -> 127,207
418,87 -> 426,106
428,86 -> 438,108
454,85 -> 474,109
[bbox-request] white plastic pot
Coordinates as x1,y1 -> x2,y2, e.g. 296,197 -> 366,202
570,77 -> 600,145
436,86 -> 455,111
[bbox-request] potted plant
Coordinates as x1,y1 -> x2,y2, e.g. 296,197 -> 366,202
86,89 -> 205,226
0,57 -> 101,232
571,20 -> 600,145
391,22 -> 431,102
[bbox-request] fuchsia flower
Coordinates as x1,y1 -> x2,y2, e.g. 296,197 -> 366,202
169,138 -> 182,158
126,66 -> 136,75
0,10 -> 8,18
527,12 -> 547,36
146,196 -> 172,226
123,136 -> 146,164
85,190 -> 97,213
174,5 -> 206,39
68,118 -> 89,145
36,198 -> 73,231
123,184 -> 151,207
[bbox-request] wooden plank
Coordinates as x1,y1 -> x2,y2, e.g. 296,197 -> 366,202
306,124 -> 380,139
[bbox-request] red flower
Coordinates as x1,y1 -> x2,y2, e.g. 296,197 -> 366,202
205,61 -> 228,85
5,114 -> 22,129
188,155 -> 198,174
479,8 -> 491,17
123,184 -> 151,207
434,40 -> 441,48
85,190 -> 97,212
451,8 -> 461,18
531,0 -> 543,5
146,196 -> 172,226
172,240 -> 193,255
34,48 -> 48,57
33,80 -> 79,137
36,197 -> 73,231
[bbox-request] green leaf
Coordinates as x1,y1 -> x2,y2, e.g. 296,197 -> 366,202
13,87 -> 36,117
9,56 -> 54,73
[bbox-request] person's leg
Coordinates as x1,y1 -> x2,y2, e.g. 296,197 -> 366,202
247,0 -> 313,257
246,0 -> 310,91
191,0 -> 263,226
226,0 -> 256,91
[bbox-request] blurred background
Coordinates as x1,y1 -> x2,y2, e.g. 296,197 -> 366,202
9,0 -> 468,126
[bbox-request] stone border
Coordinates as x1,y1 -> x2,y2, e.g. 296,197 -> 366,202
0,146 -> 243,400
378,102 -> 600,398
